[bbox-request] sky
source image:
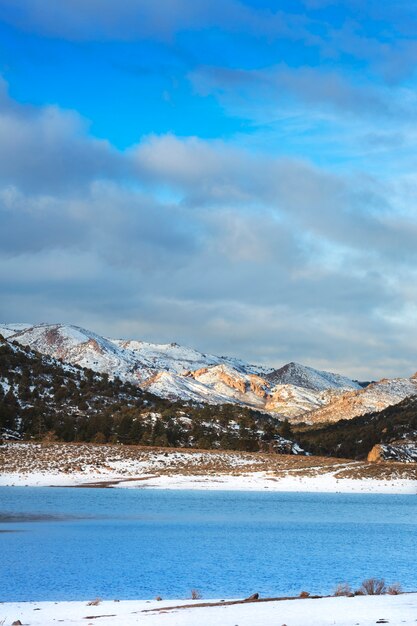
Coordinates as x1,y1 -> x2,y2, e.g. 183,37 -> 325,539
1,0 -> 417,379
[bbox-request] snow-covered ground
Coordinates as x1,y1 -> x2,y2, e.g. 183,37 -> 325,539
113,472 -> 417,494
1,470 -> 415,493
2,593 -> 417,625
1,468 -> 416,494
1,443 -> 416,493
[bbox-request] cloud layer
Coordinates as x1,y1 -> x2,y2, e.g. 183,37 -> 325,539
1,2 -> 417,379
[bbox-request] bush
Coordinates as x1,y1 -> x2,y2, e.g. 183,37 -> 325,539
387,583 -> 402,595
190,589 -> 202,600
299,591 -> 310,598
334,583 -> 352,597
360,578 -> 386,595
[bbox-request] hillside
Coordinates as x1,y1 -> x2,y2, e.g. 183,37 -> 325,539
298,395 -> 417,459
0,334 -> 298,452
2,441 -> 417,489
5,322 -> 417,436
0,322 -> 361,419
304,376 -> 417,424
265,361 -> 359,391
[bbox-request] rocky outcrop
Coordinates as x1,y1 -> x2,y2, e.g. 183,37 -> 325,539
187,367 -> 209,378
216,368 -> 247,393
248,375 -> 269,399
367,444 -> 385,462
368,442 -> 417,463
265,385 -> 339,419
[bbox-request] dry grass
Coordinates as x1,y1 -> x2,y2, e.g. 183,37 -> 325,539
387,583 -> 402,595
1,441 -> 417,484
360,578 -> 386,595
334,583 -> 352,597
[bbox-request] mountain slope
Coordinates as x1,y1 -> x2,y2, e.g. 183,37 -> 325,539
265,361 -> 361,392
0,334 -> 300,452
0,322 -> 370,420
305,376 -> 417,424
113,338 -> 271,377
1,323 -> 140,381
298,394 -> 417,460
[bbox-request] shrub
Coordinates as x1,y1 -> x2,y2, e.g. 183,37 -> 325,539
387,583 -> 402,595
86,598 -> 101,606
334,583 -> 352,597
360,578 -> 386,595
299,591 -> 310,598
190,589 -> 202,600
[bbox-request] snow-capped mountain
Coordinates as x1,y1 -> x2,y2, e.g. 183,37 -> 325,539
0,322 -> 373,420
0,322 -> 269,381
265,361 -> 360,392
113,339 -> 271,377
0,322 -> 142,381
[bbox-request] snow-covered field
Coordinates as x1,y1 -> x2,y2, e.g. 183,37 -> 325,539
2,470 -> 415,493
2,593 -> 417,626
1,442 -> 416,493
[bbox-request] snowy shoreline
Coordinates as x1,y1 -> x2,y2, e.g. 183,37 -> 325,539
1,469 -> 416,494
1,442 -> 416,494
2,594 -> 417,625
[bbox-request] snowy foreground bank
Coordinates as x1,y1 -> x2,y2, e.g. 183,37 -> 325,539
1,469 -> 416,493
2,594 -> 417,626
1,442 -> 417,493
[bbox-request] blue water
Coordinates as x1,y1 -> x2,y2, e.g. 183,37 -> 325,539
0,487 -> 416,601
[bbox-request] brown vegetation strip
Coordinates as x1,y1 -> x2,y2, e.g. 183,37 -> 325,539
141,594 -> 325,613
83,615 -> 116,620
58,475 -> 159,489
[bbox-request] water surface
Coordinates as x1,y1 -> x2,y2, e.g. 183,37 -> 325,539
0,487 -> 416,601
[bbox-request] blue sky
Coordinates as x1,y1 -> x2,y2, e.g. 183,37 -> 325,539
1,0 -> 417,378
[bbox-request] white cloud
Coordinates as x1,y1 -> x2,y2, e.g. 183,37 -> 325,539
1,81 -> 417,378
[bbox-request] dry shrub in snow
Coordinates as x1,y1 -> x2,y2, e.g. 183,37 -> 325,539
190,589 -> 202,600
299,591 -> 310,598
334,583 -> 352,596
360,578 -> 386,595
86,598 -> 101,606
387,583 -> 402,595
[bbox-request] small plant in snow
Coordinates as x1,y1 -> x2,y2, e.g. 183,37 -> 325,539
190,589 -> 202,600
299,591 -> 310,598
387,583 -> 402,595
86,598 -> 101,606
334,582 -> 352,596
360,578 -> 386,595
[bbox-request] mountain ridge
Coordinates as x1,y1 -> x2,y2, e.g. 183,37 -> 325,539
3,322 -> 414,425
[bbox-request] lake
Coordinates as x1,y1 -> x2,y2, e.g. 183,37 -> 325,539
1,487 -> 416,601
